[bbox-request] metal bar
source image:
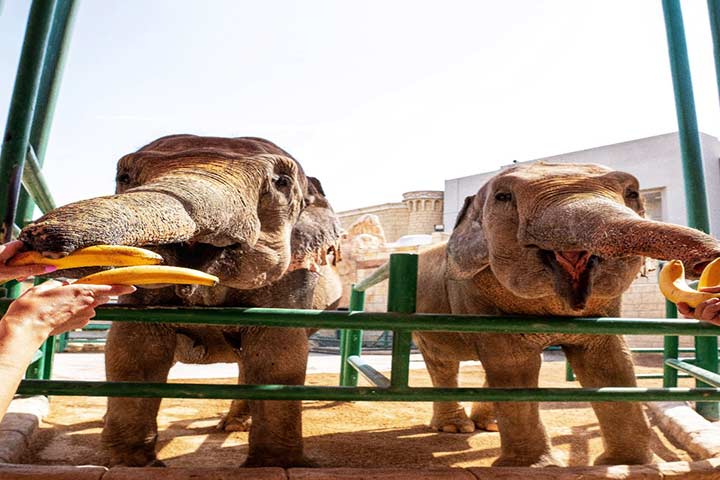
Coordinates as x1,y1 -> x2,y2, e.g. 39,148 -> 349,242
347,355 -> 391,388
388,254 -> 417,390
0,0 -> 57,242
16,380 -> 720,402
17,0 -> 77,226
3,301 -> 720,336
664,300 -> 680,388
637,373 -> 691,379
353,262 -> 389,292
662,0 -> 718,420
339,289 -> 365,387
21,146 -> 55,214
666,359 -> 720,388
565,361 -> 574,382
708,0 -> 720,105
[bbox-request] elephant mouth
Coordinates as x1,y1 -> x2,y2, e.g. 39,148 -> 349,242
538,249 -> 600,311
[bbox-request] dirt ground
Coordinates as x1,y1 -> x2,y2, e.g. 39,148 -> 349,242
25,355 -> 698,469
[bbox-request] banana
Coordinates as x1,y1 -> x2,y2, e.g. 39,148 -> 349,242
74,265 -> 219,287
698,257 -> 720,290
659,260 -> 720,308
7,245 -> 163,270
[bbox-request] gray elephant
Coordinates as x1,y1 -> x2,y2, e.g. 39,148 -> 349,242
414,162 -> 720,467
19,134 -> 342,467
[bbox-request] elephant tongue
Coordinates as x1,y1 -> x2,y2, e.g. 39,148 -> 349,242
555,251 -> 591,282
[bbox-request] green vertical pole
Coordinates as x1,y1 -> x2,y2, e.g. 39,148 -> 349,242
387,254 -> 418,390
339,288 -> 365,387
664,301 -> 680,388
0,0 -> 57,243
16,0 -> 76,226
662,0 -> 718,420
708,0 -> 720,103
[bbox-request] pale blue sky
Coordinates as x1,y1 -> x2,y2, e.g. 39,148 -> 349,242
2,1 -> 719,213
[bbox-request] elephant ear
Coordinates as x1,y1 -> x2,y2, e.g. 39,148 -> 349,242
289,176 -> 342,272
446,187 -> 489,280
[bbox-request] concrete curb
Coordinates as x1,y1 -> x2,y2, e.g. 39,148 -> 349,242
0,397 -> 48,464
646,401 -> 720,459
0,462 -> 718,480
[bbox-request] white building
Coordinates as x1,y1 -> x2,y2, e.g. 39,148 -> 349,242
443,132 -> 720,234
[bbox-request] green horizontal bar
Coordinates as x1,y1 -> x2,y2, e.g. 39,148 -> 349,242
347,355 -> 391,388
353,262 -> 389,292
635,373 -> 690,379
666,359 -> 720,387
16,380 -> 720,402
21,145 -> 55,214
632,348 -> 707,353
82,323 -> 111,330
2,302 -> 719,336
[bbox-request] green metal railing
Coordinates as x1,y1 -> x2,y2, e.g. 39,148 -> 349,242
0,0 -> 719,421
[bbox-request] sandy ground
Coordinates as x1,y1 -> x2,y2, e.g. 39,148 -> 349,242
22,353 -> 700,469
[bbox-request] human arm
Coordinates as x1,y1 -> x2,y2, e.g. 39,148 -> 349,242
0,281 -> 135,419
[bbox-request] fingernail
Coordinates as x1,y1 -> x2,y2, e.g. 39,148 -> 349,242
44,265 -> 57,273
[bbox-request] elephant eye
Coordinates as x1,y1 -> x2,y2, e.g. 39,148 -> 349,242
273,174 -> 292,189
625,190 -> 639,200
495,192 -> 512,202
117,173 -> 130,184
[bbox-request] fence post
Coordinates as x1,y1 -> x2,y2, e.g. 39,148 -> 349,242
662,0 -> 719,421
387,254 -> 418,390
664,300 -> 680,388
339,288 -> 365,386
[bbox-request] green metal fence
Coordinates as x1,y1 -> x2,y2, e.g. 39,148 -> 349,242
1,0 -> 719,421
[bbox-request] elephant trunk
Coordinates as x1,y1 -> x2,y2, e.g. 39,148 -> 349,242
20,175 -> 262,255
522,200 -> 720,277
20,191 -> 198,255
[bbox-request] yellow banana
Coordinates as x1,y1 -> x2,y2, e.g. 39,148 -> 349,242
8,245 -> 163,270
74,265 -> 219,287
659,260 -> 720,308
698,257 -> 720,290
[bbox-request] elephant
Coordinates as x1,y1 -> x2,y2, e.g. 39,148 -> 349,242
414,161 -> 720,467
18,134 -> 342,468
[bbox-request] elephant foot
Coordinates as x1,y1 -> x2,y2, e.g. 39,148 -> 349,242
493,451 -> 565,467
108,449 -> 166,468
217,413 -> 252,432
474,419 -> 499,432
470,402 -> 498,431
430,415 -> 476,433
593,450 -> 654,466
243,453 -> 318,468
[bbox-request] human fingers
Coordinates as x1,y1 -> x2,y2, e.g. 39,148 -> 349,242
676,303 -> 694,318
0,264 -> 56,283
696,298 -> 720,323
0,240 -> 26,262
28,278 -> 64,293
699,286 -> 720,293
78,284 -> 136,298
48,305 -> 97,335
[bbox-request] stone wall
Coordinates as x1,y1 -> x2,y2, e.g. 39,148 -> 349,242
339,204 -> 409,243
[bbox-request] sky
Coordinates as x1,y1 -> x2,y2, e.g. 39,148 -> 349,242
1,1 -> 720,213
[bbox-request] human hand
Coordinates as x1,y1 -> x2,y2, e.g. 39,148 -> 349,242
0,240 -> 56,283
3,280 -> 136,343
677,286 -> 720,326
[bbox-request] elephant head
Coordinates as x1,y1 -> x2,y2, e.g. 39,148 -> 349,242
19,134 -> 340,291
447,162 -> 720,311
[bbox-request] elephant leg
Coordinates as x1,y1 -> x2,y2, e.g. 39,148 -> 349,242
102,323 -> 176,467
480,338 -> 563,467
218,365 -> 252,432
422,353 -> 475,433
563,336 -> 653,465
469,381 -> 498,431
241,327 -> 314,468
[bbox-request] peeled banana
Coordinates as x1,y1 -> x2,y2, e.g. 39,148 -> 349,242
74,265 -> 219,287
8,245 -> 163,270
658,259 -> 720,308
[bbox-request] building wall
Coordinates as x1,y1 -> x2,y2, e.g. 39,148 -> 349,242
338,191 -> 444,242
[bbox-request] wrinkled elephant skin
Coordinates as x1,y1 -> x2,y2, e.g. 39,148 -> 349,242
20,135 -> 342,468
415,162 -> 720,467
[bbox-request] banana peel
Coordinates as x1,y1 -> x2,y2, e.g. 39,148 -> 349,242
75,265 -> 219,287
659,259 -> 720,308
8,245 -> 163,270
